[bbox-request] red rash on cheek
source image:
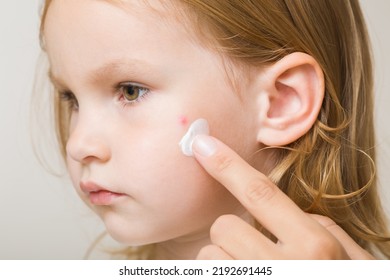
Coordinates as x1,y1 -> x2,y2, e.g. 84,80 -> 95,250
178,115 -> 188,126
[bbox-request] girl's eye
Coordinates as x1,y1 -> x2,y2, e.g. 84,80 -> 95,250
118,83 -> 149,104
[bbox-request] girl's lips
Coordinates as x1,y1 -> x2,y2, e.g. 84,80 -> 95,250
88,190 -> 125,205
80,181 -> 125,206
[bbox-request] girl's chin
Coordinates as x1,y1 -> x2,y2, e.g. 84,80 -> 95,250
104,227 -> 171,247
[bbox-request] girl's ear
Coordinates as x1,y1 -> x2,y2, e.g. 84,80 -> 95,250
255,52 -> 325,146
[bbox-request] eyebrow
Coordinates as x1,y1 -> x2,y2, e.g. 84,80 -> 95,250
48,59 -> 156,90
89,59 -> 155,84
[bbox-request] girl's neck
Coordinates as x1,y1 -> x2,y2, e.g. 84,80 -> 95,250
152,211 -> 254,260
153,230 -> 211,260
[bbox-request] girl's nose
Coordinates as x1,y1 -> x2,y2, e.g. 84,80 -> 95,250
66,113 -> 111,164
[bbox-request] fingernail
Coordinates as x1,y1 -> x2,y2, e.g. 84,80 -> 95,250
192,135 -> 217,157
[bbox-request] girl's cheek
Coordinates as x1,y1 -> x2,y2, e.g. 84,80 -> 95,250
178,115 -> 188,126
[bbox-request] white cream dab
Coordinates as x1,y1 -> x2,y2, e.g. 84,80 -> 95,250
179,118 -> 209,156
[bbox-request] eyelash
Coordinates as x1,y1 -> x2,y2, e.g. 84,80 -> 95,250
59,90 -> 79,111
116,83 -> 150,107
58,83 -> 150,111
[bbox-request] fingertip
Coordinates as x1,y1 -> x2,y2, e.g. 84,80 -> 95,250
192,135 -> 218,157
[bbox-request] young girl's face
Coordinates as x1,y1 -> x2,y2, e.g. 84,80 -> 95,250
44,0 -> 261,246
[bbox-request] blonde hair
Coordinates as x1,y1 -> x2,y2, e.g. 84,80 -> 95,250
39,0 -> 390,258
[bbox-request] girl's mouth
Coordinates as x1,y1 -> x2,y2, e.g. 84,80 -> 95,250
80,181 -> 125,205
88,190 -> 125,205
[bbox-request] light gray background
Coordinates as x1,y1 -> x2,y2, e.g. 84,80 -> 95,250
1,1 -> 389,259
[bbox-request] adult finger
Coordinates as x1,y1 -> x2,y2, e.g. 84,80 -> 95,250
192,135 -> 323,243
209,214 -> 280,259
196,244 -> 234,260
309,214 -> 374,259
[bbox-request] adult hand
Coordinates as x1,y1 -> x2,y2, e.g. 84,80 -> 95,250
192,135 -> 374,259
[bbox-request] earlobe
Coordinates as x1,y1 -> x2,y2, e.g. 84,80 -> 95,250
256,52 -> 325,146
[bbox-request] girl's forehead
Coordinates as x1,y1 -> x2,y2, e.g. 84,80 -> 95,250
44,0 -> 216,64
44,0 -> 199,45
46,0 -> 175,19
43,0 -> 225,86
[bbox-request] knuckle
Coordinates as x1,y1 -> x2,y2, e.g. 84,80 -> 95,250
311,214 -> 336,229
303,235 -> 343,259
245,175 -> 277,204
213,153 -> 234,174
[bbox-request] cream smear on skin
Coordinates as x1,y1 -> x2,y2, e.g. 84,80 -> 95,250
179,118 -> 209,156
